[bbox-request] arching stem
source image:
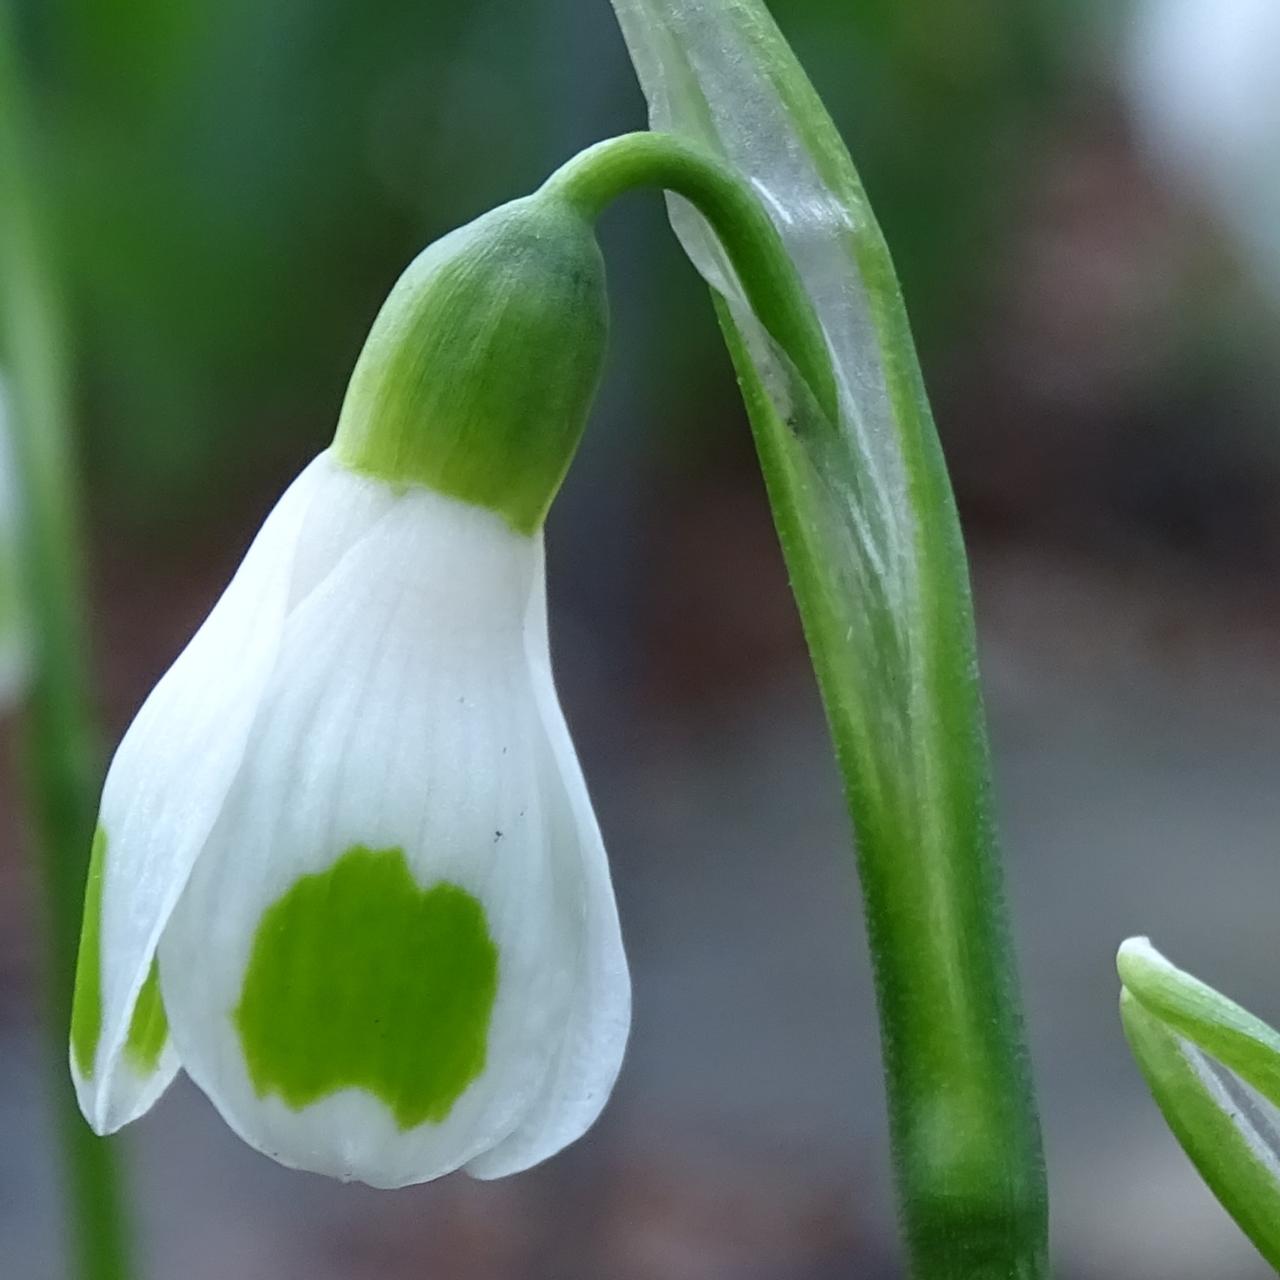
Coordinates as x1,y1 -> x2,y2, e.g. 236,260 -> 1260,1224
545,128 -> 1047,1278
543,131 -> 839,427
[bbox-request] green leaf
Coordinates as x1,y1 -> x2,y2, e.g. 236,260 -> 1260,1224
1120,985 -> 1280,1269
1119,937 -> 1280,1268
1119,937 -> 1280,1107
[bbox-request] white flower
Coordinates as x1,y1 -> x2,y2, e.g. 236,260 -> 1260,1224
70,448 -> 630,1186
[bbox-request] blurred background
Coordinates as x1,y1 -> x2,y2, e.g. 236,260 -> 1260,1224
4,0 -> 1280,1275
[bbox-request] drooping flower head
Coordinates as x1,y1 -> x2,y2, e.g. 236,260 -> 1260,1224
70,194 -> 629,1186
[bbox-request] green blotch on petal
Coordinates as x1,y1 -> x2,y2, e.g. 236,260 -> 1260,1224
70,826 -> 107,1077
125,958 -> 169,1073
70,826 -> 171,1081
234,844 -> 499,1130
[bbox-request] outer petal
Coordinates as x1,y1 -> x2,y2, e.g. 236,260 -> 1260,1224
71,452 -> 395,1133
159,488 -> 588,1186
465,554 -> 630,1178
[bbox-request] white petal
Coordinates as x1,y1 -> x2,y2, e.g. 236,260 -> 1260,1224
465,554 -> 629,1179
74,451 -> 395,1132
159,489 -> 598,1186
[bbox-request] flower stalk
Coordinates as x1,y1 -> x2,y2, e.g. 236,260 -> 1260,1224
543,132 -> 838,426
543,118 -> 1046,1275
603,1 -> 1052,1270
0,9 -> 132,1278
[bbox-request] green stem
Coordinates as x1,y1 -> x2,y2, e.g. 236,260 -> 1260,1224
0,11 -> 133,1279
545,130 -> 1046,1278
722,296 -> 1048,1277
543,132 -> 839,427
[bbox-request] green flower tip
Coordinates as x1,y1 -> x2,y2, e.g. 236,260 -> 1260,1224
332,194 -> 609,535
70,826 -> 108,1078
71,825 -> 171,1084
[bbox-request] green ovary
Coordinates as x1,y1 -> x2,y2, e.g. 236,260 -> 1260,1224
71,825 -> 170,1079
234,845 -> 499,1130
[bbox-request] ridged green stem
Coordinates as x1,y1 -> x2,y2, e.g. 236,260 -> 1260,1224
0,9 -> 133,1279
545,129 -> 1046,1278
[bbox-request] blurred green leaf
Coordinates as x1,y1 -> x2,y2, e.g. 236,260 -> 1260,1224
1120,938 -> 1280,1269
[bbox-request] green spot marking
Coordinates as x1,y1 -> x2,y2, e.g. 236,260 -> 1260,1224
71,826 -> 171,1080
70,826 -> 107,1077
125,957 -> 169,1073
234,845 -> 499,1129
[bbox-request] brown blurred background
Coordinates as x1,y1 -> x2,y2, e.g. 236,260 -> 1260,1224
5,0 -> 1280,1275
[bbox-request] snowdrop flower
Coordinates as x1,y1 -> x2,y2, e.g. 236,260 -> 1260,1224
70,195 -> 630,1186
